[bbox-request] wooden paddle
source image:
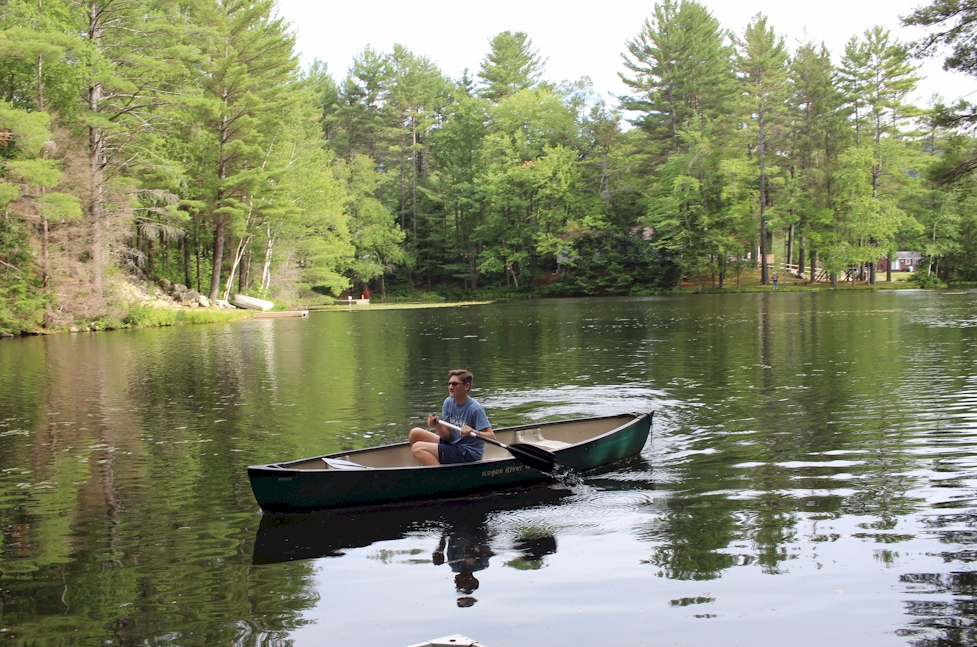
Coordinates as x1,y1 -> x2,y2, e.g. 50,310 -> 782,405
437,419 -> 557,473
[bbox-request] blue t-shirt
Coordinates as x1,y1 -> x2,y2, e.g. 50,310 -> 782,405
442,396 -> 491,459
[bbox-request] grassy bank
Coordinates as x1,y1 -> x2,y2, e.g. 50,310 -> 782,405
118,306 -> 252,329
677,269 -> 925,293
1,306 -> 252,337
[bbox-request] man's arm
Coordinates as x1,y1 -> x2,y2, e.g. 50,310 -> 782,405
428,414 -> 456,442
460,424 -> 495,441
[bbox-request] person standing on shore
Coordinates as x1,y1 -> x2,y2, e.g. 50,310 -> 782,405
408,369 -> 495,465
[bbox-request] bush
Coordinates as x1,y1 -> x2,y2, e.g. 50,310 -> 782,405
907,272 -> 946,289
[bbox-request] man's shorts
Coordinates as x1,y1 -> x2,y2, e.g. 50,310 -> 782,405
438,442 -> 480,464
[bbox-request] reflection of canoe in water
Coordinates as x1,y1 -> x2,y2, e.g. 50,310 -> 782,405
253,486 -> 570,565
248,412 -> 652,512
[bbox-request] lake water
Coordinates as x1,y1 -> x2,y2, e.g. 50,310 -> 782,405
2,292 -> 977,646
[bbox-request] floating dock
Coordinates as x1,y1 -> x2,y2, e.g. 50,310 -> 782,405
253,311 -> 309,319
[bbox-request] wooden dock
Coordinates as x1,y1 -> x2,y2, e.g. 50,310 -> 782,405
253,310 -> 309,319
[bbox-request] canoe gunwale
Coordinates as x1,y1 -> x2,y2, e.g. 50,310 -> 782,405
247,411 -> 653,474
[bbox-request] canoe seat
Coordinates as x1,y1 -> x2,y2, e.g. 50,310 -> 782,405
481,445 -> 510,460
515,428 -> 571,451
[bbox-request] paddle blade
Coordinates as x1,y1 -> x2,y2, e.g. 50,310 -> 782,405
508,442 -> 557,473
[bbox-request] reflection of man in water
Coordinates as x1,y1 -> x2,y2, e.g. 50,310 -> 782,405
433,527 -> 493,607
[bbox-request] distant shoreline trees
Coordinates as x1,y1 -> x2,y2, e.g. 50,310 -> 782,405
2,0 -> 977,333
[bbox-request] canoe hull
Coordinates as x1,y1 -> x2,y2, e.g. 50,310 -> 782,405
230,294 -> 274,311
248,412 -> 652,512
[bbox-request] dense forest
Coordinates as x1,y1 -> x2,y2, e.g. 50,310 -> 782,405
3,0 -> 977,334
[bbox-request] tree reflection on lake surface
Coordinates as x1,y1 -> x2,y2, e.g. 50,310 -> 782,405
2,292 -> 977,645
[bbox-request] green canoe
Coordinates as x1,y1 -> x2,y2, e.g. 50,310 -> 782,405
248,412 -> 653,512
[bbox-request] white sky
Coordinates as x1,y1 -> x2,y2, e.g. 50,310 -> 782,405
276,0 -> 977,108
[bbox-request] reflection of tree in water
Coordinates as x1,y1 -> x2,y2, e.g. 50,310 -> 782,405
640,496 -> 739,580
505,536 -> 557,570
0,335 -> 320,645
898,511 -> 977,647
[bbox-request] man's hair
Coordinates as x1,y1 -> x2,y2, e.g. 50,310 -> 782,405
448,369 -> 473,386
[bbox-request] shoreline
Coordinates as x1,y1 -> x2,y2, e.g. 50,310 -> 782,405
309,300 -> 494,311
0,283 -> 957,339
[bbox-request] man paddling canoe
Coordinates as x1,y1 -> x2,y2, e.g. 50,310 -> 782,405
409,369 -> 495,465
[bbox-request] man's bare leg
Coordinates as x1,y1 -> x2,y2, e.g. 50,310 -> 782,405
409,427 -> 440,465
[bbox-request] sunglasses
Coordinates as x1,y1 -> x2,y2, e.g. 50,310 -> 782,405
446,381 -> 465,387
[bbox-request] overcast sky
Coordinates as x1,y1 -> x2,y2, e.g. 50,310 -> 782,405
276,0 -> 977,108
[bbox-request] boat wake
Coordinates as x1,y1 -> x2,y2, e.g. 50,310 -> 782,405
551,467 -> 585,489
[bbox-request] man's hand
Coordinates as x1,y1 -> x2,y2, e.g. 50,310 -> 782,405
428,414 -> 440,429
461,424 -> 476,436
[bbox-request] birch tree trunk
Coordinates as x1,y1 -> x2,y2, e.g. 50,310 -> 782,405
260,222 -> 280,293
88,1 -> 106,296
221,205 -> 253,301
222,234 -> 251,301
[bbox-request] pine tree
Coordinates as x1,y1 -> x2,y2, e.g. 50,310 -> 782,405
327,47 -> 390,161
385,44 -> 448,241
193,0 -> 299,301
860,28 -> 921,195
787,41 -> 848,280
80,0 -> 192,296
342,155 -> 404,300
904,0 -> 977,80
428,90 -> 490,289
737,14 -> 789,285
620,0 -> 737,162
0,104 -> 80,330
477,31 -> 545,102
839,27 -> 920,283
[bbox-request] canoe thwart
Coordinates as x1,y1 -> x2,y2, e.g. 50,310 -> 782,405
322,458 -> 374,470
515,427 -> 571,450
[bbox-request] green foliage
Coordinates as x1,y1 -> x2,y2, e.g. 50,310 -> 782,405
477,31 -> 545,102
907,271 -> 946,288
0,214 -> 45,334
8,0 -> 977,334
342,154 -> 404,290
122,305 -> 249,328
543,230 -> 678,296
620,0 -> 737,161
905,0 -> 977,88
